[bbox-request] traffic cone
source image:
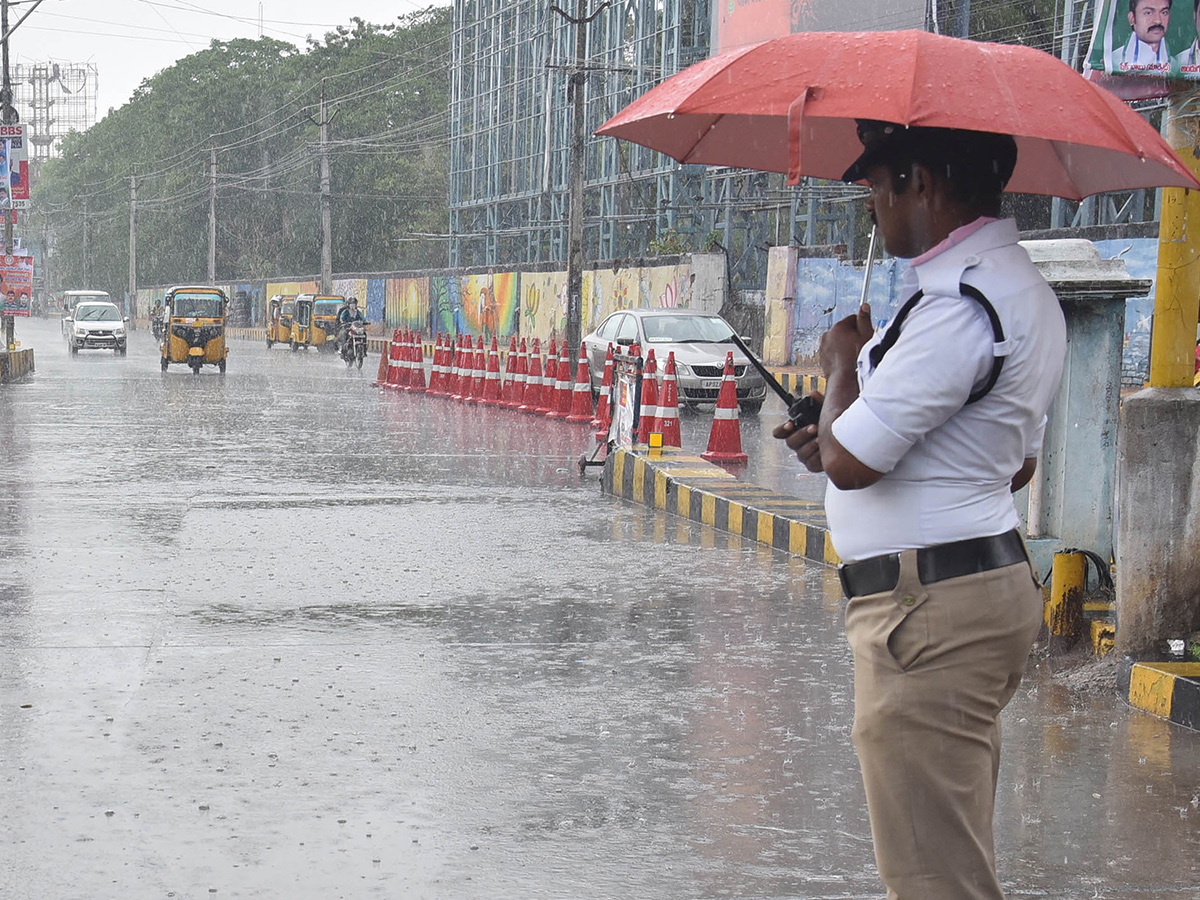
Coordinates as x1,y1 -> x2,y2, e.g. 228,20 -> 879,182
536,338 -> 558,416
482,336 -> 503,406
428,333 -> 444,396
386,330 -> 404,389
657,352 -> 682,447
592,342 -> 614,439
701,352 -> 748,466
637,350 -> 659,444
501,335 -> 519,408
468,335 -> 486,404
398,331 -> 414,390
507,337 -> 527,410
520,338 -> 542,413
565,343 -> 595,424
372,331 -> 390,386
410,331 -> 427,393
451,334 -> 468,401
548,342 -> 573,419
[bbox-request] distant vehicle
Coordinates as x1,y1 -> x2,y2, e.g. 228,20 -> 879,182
65,300 -> 128,356
265,294 -> 296,349
160,285 -> 228,375
582,308 -> 768,413
310,294 -> 345,352
60,290 -> 112,336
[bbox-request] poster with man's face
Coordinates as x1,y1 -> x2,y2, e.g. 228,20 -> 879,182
0,254 -> 33,317
1084,0 -> 1200,99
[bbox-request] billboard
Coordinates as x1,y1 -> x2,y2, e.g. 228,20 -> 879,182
0,253 -> 33,316
712,0 -> 927,55
1084,0 -> 1199,100
0,125 -> 29,209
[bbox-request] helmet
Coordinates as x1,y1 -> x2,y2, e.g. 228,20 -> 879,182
348,296 -> 358,306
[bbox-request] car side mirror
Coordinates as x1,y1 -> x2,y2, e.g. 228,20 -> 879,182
616,337 -> 633,346
124,317 -> 130,324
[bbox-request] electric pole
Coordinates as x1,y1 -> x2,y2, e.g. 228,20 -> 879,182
128,172 -> 137,326
208,147 -> 216,283
315,79 -> 335,295
552,1 -> 607,354
1,0 -> 15,350
83,195 -> 90,286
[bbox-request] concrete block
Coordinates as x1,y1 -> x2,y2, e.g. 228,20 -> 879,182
1116,388 -> 1200,655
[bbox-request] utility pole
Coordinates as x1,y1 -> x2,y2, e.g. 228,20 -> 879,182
314,79 -> 335,295
128,172 -> 137,326
208,147 -> 216,283
552,1 -> 607,354
1,0 -> 15,350
83,195 -> 90,286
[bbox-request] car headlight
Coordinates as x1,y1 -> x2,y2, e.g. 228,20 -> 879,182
673,362 -> 690,376
74,327 -> 87,336
114,328 -> 126,337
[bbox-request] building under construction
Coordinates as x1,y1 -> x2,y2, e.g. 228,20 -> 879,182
12,61 -> 100,161
448,1 -> 1158,290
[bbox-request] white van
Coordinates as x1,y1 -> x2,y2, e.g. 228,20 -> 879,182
60,290 -> 113,336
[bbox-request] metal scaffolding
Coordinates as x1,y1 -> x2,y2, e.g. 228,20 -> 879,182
12,62 -> 99,161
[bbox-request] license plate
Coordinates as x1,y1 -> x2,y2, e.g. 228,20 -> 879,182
701,379 -> 721,389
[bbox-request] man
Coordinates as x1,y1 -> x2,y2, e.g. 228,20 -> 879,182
336,296 -> 366,349
1173,0 -> 1200,73
775,121 -> 1066,900
1120,0 -> 1172,72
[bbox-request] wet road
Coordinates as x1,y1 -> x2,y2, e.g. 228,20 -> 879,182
2,317 -> 1199,900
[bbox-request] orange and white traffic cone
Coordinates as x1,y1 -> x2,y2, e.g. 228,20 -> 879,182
468,335 -> 486,404
549,342 -> 573,419
520,338 -> 541,413
386,330 -> 404,389
637,349 -> 659,444
565,342 -> 595,424
372,331 -> 391,386
536,338 -> 558,416
701,351 -> 748,465
592,342 -> 614,439
398,331 -> 414,390
508,337 -> 528,410
482,335 -> 503,406
451,334 -> 468,401
500,335 -> 519,408
657,352 -> 682,447
428,333 -> 444,396
410,331 -> 427,393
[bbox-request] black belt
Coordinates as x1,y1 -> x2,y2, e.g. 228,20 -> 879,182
838,530 -> 1027,598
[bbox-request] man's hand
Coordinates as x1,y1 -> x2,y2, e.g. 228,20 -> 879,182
772,390 -> 825,472
819,304 -> 874,377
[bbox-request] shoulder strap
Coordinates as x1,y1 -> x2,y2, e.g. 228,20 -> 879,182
868,283 -> 1007,405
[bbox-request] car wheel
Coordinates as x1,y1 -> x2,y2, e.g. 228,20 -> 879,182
266,338 -> 273,348
117,347 -> 127,356
740,399 -> 763,415
218,359 -> 226,374
69,343 -> 78,355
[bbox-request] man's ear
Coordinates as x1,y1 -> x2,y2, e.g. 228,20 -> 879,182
911,163 -> 934,198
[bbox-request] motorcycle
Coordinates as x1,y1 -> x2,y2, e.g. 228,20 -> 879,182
151,318 -> 165,342
341,321 -> 368,369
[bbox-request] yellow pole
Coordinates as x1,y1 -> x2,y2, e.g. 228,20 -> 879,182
1047,550 -> 1086,651
1150,84 -> 1200,388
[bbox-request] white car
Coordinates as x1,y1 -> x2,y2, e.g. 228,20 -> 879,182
66,301 -> 128,356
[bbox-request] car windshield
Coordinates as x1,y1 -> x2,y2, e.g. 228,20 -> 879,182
172,293 -> 223,318
641,314 -> 733,343
75,304 -> 121,322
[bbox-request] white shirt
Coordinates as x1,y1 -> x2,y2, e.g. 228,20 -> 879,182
1119,34 -> 1171,72
1174,40 -> 1200,75
825,218 -> 1066,562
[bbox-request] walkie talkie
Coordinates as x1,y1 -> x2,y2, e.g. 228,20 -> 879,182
728,333 -> 823,429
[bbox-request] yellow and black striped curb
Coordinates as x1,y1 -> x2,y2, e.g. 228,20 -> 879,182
0,348 -> 35,383
1122,661 -> 1200,731
602,446 -> 840,566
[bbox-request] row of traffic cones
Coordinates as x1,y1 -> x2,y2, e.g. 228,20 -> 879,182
372,330 -> 749,466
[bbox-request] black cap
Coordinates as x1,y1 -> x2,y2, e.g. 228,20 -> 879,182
841,120 -> 1017,194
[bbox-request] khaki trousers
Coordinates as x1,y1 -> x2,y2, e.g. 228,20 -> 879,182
845,551 -> 1043,900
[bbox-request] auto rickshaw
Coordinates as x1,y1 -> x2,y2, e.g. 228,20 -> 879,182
304,294 -> 344,352
266,294 -> 296,348
290,295 -> 314,350
160,285 -> 228,375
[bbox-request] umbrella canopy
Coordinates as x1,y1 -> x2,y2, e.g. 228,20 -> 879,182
596,30 -> 1199,200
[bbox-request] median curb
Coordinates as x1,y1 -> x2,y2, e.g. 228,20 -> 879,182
601,445 -> 840,566
1121,660 -> 1200,731
1,348 -> 35,383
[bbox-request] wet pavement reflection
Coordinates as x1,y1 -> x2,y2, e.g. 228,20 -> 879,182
1,318 -> 1198,899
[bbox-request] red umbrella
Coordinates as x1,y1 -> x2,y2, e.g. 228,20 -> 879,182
596,30 -> 1199,200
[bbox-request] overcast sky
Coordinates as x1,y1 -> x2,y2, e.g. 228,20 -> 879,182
15,0 -> 452,116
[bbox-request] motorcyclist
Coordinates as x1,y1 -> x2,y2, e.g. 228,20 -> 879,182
336,297 -> 366,354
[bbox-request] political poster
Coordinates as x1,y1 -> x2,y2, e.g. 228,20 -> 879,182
1084,0 -> 1200,100
0,125 -> 30,210
711,0 -> 926,55
0,253 -> 34,316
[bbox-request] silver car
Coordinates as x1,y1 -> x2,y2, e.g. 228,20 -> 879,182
66,301 -> 128,355
583,309 -> 767,412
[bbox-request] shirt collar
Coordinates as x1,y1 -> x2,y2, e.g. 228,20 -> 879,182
902,217 -> 1020,299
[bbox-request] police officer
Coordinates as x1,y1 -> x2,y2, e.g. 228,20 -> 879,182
775,121 -> 1067,900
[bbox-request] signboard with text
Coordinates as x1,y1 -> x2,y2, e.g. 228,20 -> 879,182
0,125 -> 30,210
1084,0 -> 1200,100
711,0 -> 926,55
0,253 -> 33,316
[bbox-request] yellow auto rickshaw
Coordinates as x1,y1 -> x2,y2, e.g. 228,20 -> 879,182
160,285 -> 228,375
266,294 -> 296,348
310,294 -> 345,352
290,295 -> 314,350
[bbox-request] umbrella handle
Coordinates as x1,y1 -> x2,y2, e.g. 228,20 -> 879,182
859,225 -> 878,308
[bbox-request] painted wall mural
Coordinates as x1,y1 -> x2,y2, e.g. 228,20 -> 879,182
384,277 -> 430,334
